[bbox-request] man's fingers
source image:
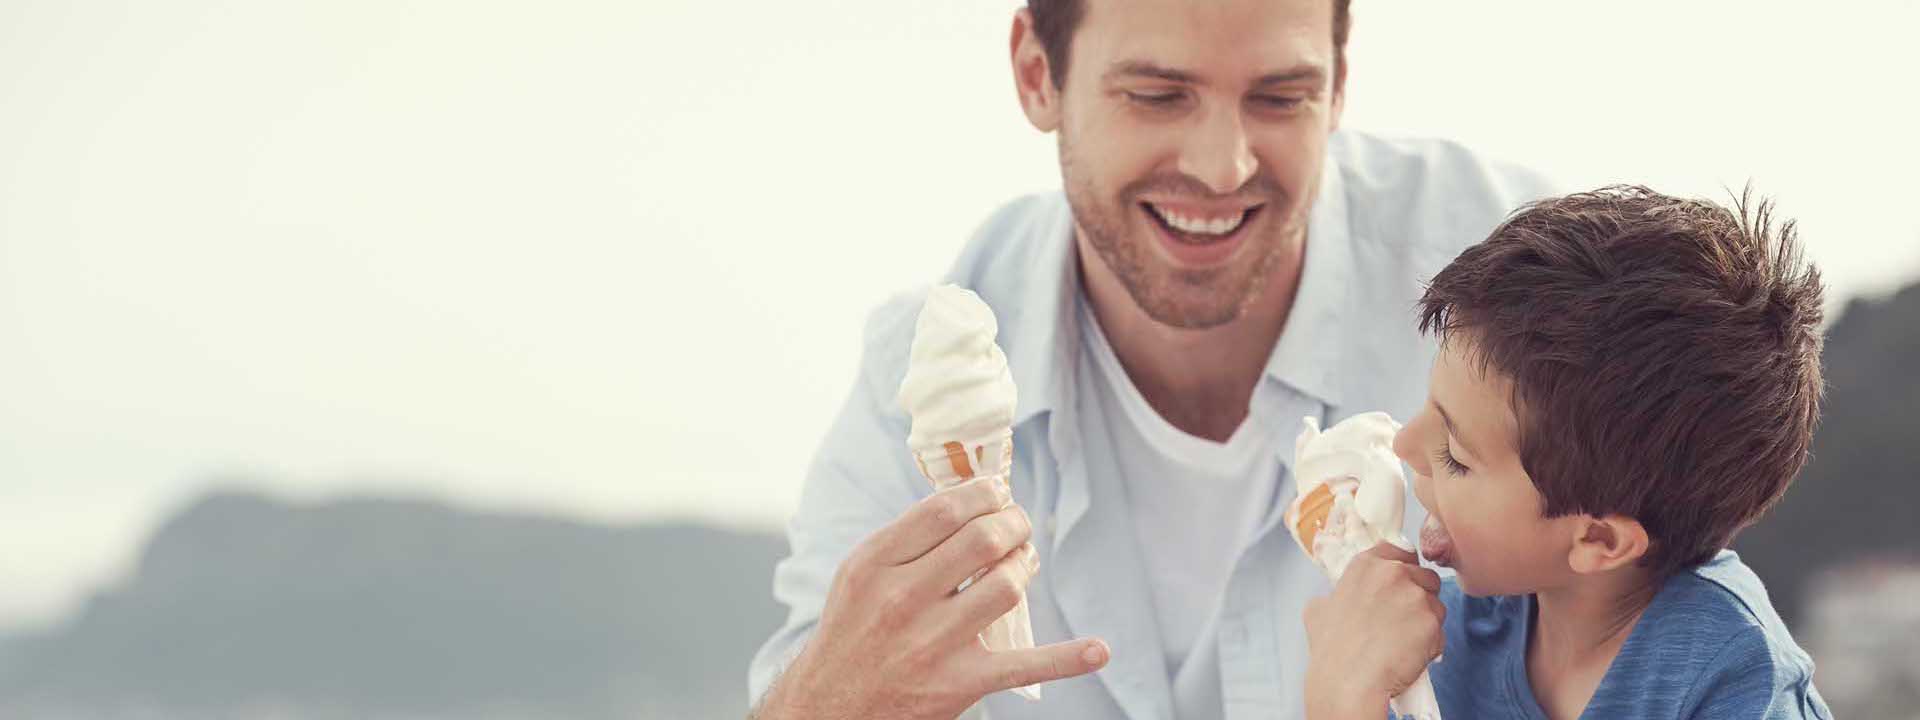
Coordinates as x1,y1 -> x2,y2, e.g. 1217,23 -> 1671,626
935,543 -> 1036,642
976,638 -> 1110,694
1362,540 -> 1420,565
914,503 -> 1033,592
868,476 -> 1011,565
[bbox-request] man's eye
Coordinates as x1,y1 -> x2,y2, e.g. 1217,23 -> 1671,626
1125,91 -> 1185,107
1251,95 -> 1304,110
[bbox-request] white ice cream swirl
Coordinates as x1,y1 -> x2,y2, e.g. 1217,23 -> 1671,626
896,285 -> 1018,448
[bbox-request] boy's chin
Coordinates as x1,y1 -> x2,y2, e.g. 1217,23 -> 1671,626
1451,567 -> 1529,598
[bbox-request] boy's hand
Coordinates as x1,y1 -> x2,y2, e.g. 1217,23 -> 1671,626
1303,543 -> 1446,719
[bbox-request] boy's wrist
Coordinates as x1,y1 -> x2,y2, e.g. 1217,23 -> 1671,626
1305,663 -> 1384,720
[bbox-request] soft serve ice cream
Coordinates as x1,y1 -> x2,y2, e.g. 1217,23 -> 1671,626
1287,412 -> 1443,720
897,284 -> 1017,450
896,284 -> 1039,701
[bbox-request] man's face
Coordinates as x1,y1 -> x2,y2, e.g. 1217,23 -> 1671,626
1394,338 -> 1586,597
1054,0 -> 1344,328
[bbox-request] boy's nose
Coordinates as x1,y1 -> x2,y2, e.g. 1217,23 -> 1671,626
1392,420 -> 1429,476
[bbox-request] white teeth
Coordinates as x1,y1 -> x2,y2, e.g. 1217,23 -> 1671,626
1151,204 -> 1246,236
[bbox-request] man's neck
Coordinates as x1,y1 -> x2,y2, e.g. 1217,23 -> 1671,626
1526,569 -> 1660,720
1077,230 -> 1306,442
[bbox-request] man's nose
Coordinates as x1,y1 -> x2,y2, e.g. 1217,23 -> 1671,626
1176,105 -> 1257,195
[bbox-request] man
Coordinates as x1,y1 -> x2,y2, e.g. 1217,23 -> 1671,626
750,1 -> 1554,718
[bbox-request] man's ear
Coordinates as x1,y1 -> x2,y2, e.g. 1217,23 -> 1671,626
1567,514 -> 1650,575
1010,8 -> 1062,132
1328,56 -> 1347,133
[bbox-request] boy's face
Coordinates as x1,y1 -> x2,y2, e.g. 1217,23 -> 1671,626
1394,337 -> 1585,597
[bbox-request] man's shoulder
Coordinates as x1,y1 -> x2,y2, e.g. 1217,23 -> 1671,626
943,191 -> 1073,293
1329,130 -> 1559,208
1328,130 -> 1559,252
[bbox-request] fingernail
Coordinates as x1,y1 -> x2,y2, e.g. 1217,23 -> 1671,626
1081,641 -> 1108,666
1023,544 -> 1040,574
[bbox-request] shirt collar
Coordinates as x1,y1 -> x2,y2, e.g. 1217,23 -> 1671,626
1261,159 -> 1354,410
1001,193 -> 1081,431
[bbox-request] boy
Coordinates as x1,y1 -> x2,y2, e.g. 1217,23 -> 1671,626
1304,186 -> 1833,719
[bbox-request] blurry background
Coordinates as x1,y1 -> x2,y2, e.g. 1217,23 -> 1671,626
3,1 -> 1916,717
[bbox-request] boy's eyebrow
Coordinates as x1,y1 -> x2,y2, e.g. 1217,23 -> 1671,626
1434,402 -> 1487,461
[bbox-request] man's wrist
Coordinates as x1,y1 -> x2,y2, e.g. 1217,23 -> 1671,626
752,646 -> 827,720
749,665 -> 797,719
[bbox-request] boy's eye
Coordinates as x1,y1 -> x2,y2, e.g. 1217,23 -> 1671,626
1433,447 -> 1471,477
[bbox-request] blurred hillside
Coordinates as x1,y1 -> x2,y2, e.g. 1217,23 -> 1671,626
1736,282 -> 1920,624
0,493 -> 786,719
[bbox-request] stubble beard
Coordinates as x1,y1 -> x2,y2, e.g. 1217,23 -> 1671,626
1058,130 -> 1302,331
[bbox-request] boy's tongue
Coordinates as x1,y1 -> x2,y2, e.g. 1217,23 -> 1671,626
1420,514 -> 1456,567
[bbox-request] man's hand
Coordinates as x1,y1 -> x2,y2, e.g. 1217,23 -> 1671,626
1302,542 -> 1445,720
755,475 -> 1110,720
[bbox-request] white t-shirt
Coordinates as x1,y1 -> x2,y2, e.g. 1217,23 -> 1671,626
1078,301 -> 1314,719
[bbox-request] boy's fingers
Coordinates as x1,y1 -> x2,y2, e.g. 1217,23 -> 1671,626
978,638 -> 1110,693
1363,541 -> 1420,565
1403,564 -> 1442,594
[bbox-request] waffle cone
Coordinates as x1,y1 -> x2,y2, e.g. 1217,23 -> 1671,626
1291,482 -> 1338,556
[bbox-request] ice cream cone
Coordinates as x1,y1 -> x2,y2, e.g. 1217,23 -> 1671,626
1290,482 -> 1339,555
1290,413 -> 1443,720
910,429 -> 1040,701
896,286 -> 1040,701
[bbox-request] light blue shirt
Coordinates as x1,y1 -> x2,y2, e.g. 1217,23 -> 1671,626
1429,551 -> 1832,719
749,131 -> 1557,720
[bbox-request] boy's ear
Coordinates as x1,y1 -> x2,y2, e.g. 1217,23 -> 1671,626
1567,514 -> 1650,575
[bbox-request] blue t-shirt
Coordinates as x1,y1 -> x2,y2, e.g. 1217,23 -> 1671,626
1425,551 -> 1831,719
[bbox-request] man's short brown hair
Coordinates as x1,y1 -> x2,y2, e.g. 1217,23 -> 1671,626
1027,0 -> 1354,91
1418,185 -> 1826,579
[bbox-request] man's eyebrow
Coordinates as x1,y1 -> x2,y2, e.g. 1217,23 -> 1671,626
1104,60 -> 1202,85
1434,402 -> 1486,461
1253,65 -> 1328,87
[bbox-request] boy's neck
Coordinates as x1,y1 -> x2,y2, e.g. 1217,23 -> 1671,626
1525,567 -> 1661,720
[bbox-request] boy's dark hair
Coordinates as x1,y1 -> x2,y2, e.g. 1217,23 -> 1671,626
1027,0 -> 1353,91
1418,185 -> 1825,579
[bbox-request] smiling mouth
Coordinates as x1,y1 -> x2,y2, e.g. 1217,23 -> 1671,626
1140,201 -> 1263,244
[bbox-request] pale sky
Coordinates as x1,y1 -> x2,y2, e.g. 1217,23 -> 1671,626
3,1 -> 1916,629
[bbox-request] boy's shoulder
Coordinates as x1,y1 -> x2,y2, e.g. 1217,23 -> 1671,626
1432,553 -> 1833,719
1639,550 -> 1785,650
1594,550 -> 1832,718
